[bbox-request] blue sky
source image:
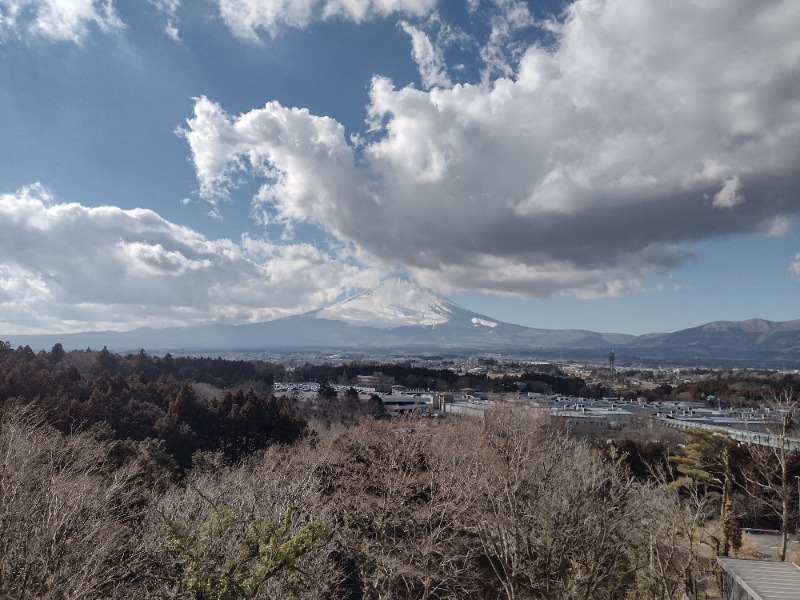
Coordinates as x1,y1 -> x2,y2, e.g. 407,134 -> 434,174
0,0 -> 798,336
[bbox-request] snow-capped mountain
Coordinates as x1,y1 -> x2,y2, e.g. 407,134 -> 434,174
3,276 -> 798,366
290,274 -> 534,347
314,275 -> 460,329
273,274 -> 624,350
2,275 -> 627,352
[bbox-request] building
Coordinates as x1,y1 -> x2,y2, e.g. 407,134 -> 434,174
356,372 -> 395,392
717,557 -> 800,600
437,392 -> 454,411
381,394 -> 431,415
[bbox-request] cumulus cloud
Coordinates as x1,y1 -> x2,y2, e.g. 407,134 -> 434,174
183,0 -> 800,299
0,0 -> 122,43
0,184 -> 375,334
216,0 -> 436,40
177,96 -> 360,224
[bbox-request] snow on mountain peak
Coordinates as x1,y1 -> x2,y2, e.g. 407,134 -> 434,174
471,317 -> 497,328
315,276 -> 456,329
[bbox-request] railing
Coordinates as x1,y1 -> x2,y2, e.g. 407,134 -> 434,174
656,417 -> 800,451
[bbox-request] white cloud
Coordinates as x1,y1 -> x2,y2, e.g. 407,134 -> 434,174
791,253 -> 800,279
178,96 -> 360,226
0,184 -> 375,334
0,0 -> 123,43
149,0 -> 180,40
399,20 -> 450,90
712,175 -> 744,209
479,0 -> 534,82
184,0 -> 800,300
216,0 -> 436,40
117,241 -> 213,276
758,217 -> 790,238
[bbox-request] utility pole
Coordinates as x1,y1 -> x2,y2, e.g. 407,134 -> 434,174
796,476 -> 800,535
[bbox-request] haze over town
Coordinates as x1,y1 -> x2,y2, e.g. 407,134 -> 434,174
1,0 -> 799,337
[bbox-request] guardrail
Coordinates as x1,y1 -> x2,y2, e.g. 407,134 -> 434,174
656,417 -> 800,451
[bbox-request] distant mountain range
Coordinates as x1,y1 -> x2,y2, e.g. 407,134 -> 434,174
3,275 -> 799,367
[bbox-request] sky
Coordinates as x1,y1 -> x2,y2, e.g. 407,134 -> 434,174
0,0 -> 798,337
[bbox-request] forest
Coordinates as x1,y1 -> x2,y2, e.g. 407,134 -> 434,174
1,342 -> 799,599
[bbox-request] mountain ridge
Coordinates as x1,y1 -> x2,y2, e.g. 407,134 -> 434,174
1,276 -> 798,365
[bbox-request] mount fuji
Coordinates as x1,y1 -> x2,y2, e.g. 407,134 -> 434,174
1,275 -> 630,353
313,274 -> 459,329
3,275 -> 798,365
267,274 -> 633,350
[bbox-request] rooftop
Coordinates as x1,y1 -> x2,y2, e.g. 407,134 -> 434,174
717,557 -> 800,600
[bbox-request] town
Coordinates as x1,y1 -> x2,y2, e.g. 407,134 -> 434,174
269,353 -> 799,442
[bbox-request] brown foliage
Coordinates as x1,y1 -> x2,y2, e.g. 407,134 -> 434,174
0,399 -> 744,599
0,406 -> 159,599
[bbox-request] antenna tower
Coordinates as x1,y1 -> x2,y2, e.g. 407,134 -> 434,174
608,350 -> 616,383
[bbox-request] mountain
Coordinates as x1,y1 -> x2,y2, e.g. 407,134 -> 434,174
1,276 -> 798,365
244,275 -> 633,351
312,273 -> 457,329
626,318 -> 800,359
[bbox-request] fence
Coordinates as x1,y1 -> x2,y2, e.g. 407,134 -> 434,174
655,417 -> 800,451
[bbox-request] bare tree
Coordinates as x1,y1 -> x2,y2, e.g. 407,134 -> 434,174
741,387 -> 800,561
637,466 -> 720,599
0,405 -> 153,599
1,390 -> 753,599
472,408 -> 661,600
321,418 -> 483,599
144,441 -> 344,599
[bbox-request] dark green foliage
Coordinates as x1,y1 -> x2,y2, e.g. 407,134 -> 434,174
215,389 -> 306,462
291,360 -> 587,393
515,370 -> 587,395
670,429 -> 748,556
0,345 -> 305,470
367,393 -> 386,419
96,346 -> 121,374
603,438 -> 672,482
317,380 -> 337,401
50,342 -> 66,363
